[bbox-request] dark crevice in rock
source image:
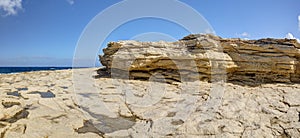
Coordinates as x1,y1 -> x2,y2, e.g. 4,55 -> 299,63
78,93 -> 95,98
166,133 -> 174,136
60,86 -> 68,89
67,105 -> 75,109
0,109 -> 29,123
121,103 -> 154,132
0,128 -> 8,138
28,91 -> 55,98
281,129 -> 292,138
280,99 -> 291,108
2,101 -> 20,108
0,123 -> 6,128
23,124 -> 27,134
44,114 -> 67,123
6,91 -> 21,97
171,119 -> 184,125
166,112 -> 176,117
218,125 -> 226,133
277,124 -> 292,138
122,102 -> 153,126
48,114 -> 67,120
16,88 -> 28,91
270,117 -> 280,126
75,120 -> 104,137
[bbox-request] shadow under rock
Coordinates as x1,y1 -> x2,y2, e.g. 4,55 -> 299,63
7,91 -> 21,97
94,67 -> 300,87
93,67 -> 110,79
27,91 -> 55,98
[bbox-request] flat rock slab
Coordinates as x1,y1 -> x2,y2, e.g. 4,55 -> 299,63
0,68 -> 299,137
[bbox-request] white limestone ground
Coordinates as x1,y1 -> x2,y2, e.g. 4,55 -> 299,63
0,68 -> 300,137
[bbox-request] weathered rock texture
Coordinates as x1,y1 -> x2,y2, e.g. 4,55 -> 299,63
1,68 -> 300,137
99,34 -> 300,85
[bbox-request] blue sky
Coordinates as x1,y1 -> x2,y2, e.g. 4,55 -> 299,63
0,0 -> 299,67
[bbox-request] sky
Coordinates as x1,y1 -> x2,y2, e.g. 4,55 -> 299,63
0,0 -> 300,67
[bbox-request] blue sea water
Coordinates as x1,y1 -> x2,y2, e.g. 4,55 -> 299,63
0,67 -> 73,74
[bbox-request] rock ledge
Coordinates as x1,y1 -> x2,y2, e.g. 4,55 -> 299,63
99,34 -> 300,86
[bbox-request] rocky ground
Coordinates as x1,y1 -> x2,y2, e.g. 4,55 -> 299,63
0,68 -> 300,137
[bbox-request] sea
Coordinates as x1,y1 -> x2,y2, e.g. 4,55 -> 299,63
0,67 -> 74,74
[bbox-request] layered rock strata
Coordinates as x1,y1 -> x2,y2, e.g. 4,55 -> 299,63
99,34 -> 300,85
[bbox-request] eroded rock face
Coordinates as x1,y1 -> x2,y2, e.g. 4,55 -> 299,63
99,34 -> 300,85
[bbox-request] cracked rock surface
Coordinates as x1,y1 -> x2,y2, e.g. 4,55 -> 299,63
0,68 -> 300,137
0,69 -> 99,138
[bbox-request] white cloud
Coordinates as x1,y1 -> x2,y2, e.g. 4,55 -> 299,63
235,32 -> 250,39
67,0 -> 75,5
241,32 -> 249,37
298,15 -> 300,32
285,33 -> 300,43
0,0 -> 22,16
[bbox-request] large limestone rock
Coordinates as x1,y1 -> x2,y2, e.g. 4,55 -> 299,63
99,34 -> 300,85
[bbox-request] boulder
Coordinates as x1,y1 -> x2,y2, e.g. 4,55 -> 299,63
99,34 -> 300,85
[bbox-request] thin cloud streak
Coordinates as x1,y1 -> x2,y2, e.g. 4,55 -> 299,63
66,0 -> 75,5
298,15 -> 300,32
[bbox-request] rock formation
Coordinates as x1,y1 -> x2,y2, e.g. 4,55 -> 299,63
99,34 -> 300,85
